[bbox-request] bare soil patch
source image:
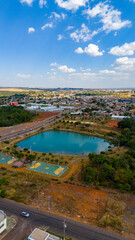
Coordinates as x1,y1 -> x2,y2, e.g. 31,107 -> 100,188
107,120 -> 118,128
31,182 -> 108,225
34,112 -> 59,122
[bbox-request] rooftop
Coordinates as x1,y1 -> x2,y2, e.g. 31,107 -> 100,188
0,210 -> 6,223
28,228 -> 60,240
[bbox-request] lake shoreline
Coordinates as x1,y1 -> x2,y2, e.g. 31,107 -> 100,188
17,130 -> 112,155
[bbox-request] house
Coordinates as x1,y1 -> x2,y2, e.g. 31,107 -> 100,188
13,161 -> 24,168
0,210 -> 7,234
21,156 -> 28,164
27,228 -> 61,240
9,102 -> 18,106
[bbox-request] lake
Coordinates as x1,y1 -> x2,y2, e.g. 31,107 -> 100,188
17,131 -> 111,155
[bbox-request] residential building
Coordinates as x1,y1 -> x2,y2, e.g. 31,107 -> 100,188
0,210 -> 7,234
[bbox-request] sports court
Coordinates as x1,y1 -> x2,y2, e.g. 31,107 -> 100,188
27,162 -> 68,177
0,154 -> 17,165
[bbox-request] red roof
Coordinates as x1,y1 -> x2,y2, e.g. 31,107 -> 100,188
9,102 -> 18,106
13,161 -> 24,168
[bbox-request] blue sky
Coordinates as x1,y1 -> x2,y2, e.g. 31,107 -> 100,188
0,0 -> 135,88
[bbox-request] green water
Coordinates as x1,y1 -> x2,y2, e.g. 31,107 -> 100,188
17,131 -> 112,155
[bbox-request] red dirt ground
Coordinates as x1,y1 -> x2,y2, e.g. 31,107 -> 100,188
107,120 -> 118,128
31,182 -> 108,225
34,112 -> 59,121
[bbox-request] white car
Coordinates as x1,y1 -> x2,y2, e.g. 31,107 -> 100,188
21,211 -> 30,218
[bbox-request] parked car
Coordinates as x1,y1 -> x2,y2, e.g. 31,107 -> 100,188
21,211 -> 30,217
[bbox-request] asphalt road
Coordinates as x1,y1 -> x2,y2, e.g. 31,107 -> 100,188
0,114 -> 63,142
0,198 -> 130,240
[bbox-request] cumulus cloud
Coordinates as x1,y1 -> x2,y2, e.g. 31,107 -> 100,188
75,47 -> 84,54
109,41 -> 135,56
58,65 -> 76,73
17,73 -> 31,79
41,22 -> 53,30
75,44 -> 104,57
84,2 -> 131,33
28,27 -> 35,33
114,57 -> 135,71
57,34 -> 64,40
70,23 -> 98,42
55,0 -> 88,11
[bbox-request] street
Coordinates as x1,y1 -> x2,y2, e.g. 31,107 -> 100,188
0,198 -> 130,240
0,114 -> 63,142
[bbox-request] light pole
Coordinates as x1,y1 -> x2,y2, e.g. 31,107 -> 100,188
48,196 -> 51,210
63,219 -> 67,240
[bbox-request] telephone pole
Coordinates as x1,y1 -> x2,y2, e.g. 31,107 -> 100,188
48,196 -> 51,210
63,219 -> 67,240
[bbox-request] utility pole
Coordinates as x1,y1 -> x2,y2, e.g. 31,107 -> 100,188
63,219 -> 67,240
48,196 -> 51,210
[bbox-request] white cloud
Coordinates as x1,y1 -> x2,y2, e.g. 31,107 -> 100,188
70,23 -> 98,42
17,73 -> 31,79
55,0 -> 88,11
50,62 -> 58,67
20,0 -> 34,5
50,12 -> 66,20
58,65 -> 76,73
75,47 -> 84,54
61,13 -> 67,19
114,57 -> 135,71
57,34 -> 64,40
70,72 -> 96,79
20,0 -> 47,7
84,44 -> 104,56
67,26 -> 74,31
28,27 -> 35,33
41,22 -> 53,30
75,44 -> 104,57
109,41 -> 135,56
50,12 -> 61,19
80,67 -> 91,72
99,69 -> 116,74
47,12 -> 66,31
39,0 -> 47,8
84,2 -> 131,33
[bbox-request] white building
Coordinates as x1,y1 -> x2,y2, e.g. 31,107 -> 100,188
111,115 -> 130,120
28,228 -> 61,240
0,210 -> 7,234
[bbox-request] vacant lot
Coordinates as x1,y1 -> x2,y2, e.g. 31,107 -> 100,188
34,112 -> 59,121
32,182 -> 108,225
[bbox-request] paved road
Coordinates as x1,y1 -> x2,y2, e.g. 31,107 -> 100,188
0,114 -> 63,142
0,198 -> 130,240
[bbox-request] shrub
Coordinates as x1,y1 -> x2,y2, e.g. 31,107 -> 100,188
13,172 -> 18,177
70,175 -> 74,181
0,189 -> 6,198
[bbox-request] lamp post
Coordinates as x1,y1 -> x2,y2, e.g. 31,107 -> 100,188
63,219 -> 67,240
